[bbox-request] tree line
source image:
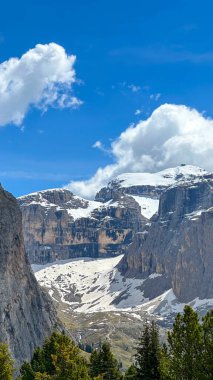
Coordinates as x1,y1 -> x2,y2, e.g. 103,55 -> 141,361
0,306 -> 212,379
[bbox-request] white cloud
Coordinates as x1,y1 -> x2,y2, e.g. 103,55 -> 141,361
0,42 -> 80,126
150,93 -> 161,101
135,109 -> 142,115
128,84 -> 141,92
92,140 -> 110,154
67,104 -> 213,198
92,140 -> 103,149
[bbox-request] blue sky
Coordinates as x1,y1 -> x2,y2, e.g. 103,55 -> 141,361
1,0 -> 213,197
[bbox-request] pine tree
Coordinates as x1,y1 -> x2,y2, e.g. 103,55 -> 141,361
158,344 -> 171,380
0,342 -> 14,380
202,310 -> 213,379
149,320 -> 161,378
90,342 -> 122,380
167,305 -> 203,380
18,362 -> 35,380
19,332 -> 90,380
90,349 -> 100,378
124,364 -> 137,379
51,338 -> 90,380
135,320 -> 160,379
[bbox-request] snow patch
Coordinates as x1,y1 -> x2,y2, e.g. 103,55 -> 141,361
131,196 -> 159,219
32,256 -> 213,318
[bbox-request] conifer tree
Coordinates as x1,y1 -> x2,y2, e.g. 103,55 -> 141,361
19,332 -> 90,380
90,349 -> 100,378
90,342 -> 122,380
202,309 -> 213,379
124,364 -> 137,379
0,342 -> 14,380
167,305 -> 203,380
158,344 -> 171,380
135,320 -> 160,379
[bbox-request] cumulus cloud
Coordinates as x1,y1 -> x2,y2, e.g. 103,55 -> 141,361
0,42 -> 81,126
67,104 -> 213,199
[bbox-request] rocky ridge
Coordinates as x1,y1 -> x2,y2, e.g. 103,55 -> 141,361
119,173 -> 213,303
18,190 -> 145,264
0,185 -> 58,368
18,165 -> 205,264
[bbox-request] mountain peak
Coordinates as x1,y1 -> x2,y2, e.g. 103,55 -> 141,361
109,165 -> 208,189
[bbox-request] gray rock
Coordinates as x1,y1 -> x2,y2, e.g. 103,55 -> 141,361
119,175 -> 213,302
18,190 -> 145,264
0,185 -> 58,368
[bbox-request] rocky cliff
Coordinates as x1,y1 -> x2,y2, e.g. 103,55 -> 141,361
18,189 -> 145,263
18,165 -> 207,264
0,185 -> 57,367
119,174 -> 213,302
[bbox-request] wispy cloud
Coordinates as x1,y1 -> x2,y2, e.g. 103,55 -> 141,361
113,81 -> 141,93
150,93 -> 161,101
128,84 -> 141,92
135,109 -> 142,115
92,140 -> 111,155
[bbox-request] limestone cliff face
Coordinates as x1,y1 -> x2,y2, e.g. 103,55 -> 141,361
18,189 -> 145,263
119,175 -> 213,302
18,165 -> 208,265
0,185 -> 57,367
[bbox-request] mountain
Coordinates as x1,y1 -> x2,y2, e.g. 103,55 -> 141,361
18,164 -> 213,316
0,185 -> 58,368
18,165 -> 206,264
119,172 -> 213,303
18,164 -> 213,365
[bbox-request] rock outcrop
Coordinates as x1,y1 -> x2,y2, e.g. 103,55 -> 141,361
18,189 -> 145,264
18,165 -> 208,264
119,175 -> 213,302
0,185 -> 57,367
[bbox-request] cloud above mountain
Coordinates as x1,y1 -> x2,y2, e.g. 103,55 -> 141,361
0,43 -> 81,126
67,104 -> 213,198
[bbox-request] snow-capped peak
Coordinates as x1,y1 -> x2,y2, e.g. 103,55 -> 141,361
110,165 -> 208,189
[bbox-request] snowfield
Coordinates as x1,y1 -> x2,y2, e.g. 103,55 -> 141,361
113,165 -> 207,188
131,196 -> 159,219
32,255 -> 213,317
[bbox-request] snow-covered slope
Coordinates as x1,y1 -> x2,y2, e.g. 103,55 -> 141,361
32,255 -> 213,318
130,196 -> 159,219
19,189 -> 102,221
112,165 -> 207,188
95,165 -> 208,219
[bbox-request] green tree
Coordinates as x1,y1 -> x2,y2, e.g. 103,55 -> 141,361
20,332 -> 90,380
135,320 -> 160,379
158,344 -> 171,380
51,338 -> 90,380
0,342 -> 14,380
18,362 -> 35,380
124,364 -> 137,379
34,374 -> 51,380
167,305 -> 203,380
202,310 -> 213,379
90,349 -> 100,378
90,342 -> 122,380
